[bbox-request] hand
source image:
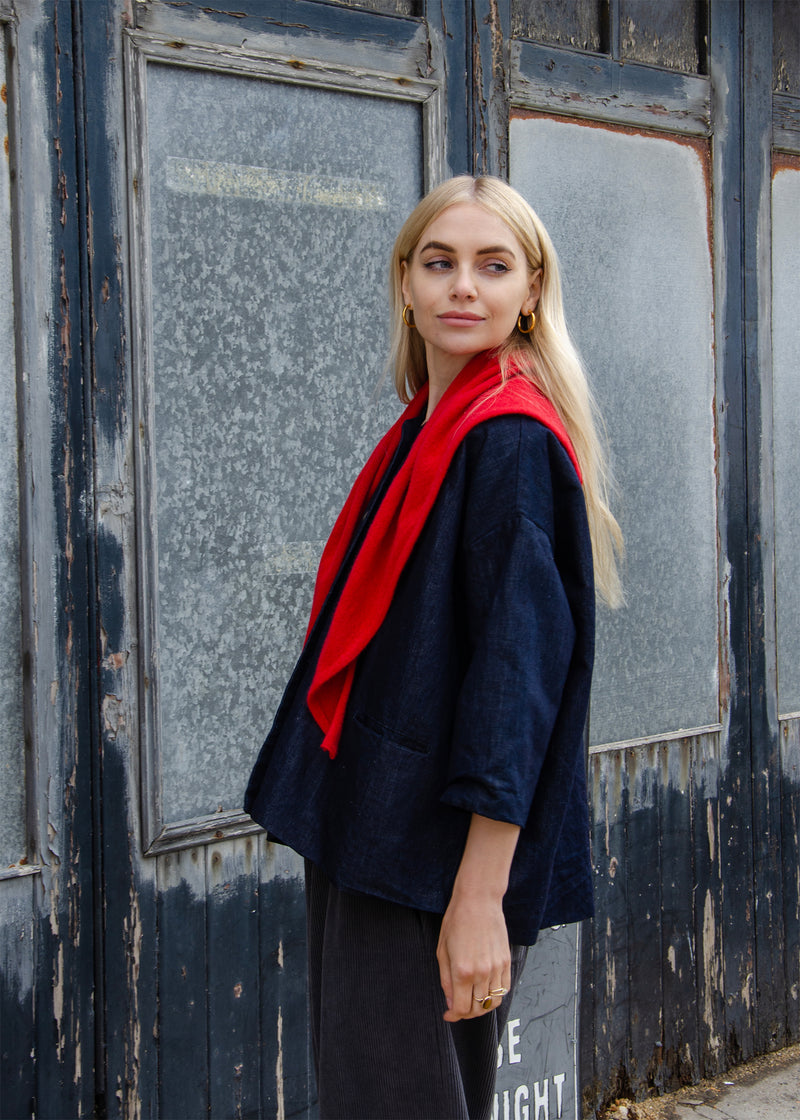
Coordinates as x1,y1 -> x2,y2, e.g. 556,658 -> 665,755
436,887 -> 512,1022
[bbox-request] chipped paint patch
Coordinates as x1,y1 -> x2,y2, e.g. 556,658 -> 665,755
275,1005 -> 285,1120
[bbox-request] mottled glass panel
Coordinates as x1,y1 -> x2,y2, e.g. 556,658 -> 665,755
0,41 -> 26,864
145,63 -> 422,823
620,0 -> 704,73
510,117 -> 717,745
773,166 -> 800,715
511,0 -> 602,53
774,1 -> 800,95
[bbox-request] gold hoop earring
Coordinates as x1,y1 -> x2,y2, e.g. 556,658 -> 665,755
402,305 -> 416,329
517,310 -> 535,334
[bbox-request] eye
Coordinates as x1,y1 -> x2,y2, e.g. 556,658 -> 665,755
483,260 -> 511,274
422,257 -> 452,271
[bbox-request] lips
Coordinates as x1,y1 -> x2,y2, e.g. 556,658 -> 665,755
438,311 -> 484,323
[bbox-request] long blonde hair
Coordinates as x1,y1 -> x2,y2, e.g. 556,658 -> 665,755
388,176 -> 624,607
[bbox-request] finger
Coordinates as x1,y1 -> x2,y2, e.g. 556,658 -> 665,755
436,942 -> 454,1015
455,971 -> 481,1020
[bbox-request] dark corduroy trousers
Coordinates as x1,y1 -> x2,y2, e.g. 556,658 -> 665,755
305,861 -> 528,1120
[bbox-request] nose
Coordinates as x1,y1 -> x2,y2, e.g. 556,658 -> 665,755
450,264 -> 477,301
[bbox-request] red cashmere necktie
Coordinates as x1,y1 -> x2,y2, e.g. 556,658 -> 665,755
306,350 -> 581,758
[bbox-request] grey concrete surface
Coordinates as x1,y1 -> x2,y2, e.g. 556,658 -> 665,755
666,1057 -> 800,1120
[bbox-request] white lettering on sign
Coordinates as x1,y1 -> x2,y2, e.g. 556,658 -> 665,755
493,1075 -> 566,1120
553,1073 -> 565,1115
533,1078 -> 549,1120
508,1018 -> 522,1064
166,158 -> 388,210
515,1084 -> 529,1120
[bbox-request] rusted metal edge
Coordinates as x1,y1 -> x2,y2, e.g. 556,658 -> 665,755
772,149 -> 800,176
511,38 -> 711,137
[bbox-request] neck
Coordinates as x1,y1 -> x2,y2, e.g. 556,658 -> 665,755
424,352 -> 473,421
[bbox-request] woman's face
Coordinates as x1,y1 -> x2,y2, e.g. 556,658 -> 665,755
400,202 -> 541,377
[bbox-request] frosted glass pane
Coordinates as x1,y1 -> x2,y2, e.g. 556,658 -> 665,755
145,63 -> 422,822
0,42 -> 26,864
773,167 -> 800,715
511,117 -> 717,744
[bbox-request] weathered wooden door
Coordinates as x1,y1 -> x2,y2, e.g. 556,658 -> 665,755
0,3 -> 798,1119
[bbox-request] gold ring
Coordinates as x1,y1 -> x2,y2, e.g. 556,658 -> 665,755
474,987 -> 507,1011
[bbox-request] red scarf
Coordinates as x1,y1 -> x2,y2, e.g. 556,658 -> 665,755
306,350 -> 581,758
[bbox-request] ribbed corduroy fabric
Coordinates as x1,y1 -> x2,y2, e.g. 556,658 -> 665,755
305,861 -> 527,1120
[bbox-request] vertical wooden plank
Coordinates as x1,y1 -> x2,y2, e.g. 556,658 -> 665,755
76,0 -> 161,1113
586,748 -> 630,1113
257,836 -> 313,1120
624,744 -> 663,1097
781,719 -> 800,1042
31,2 -> 98,1113
709,0 -> 756,1069
207,837 -> 261,1120
157,848 -> 209,1119
425,0 -> 472,175
472,0 -> 511,176
659,738 -> 699,1088
579,914 -> 596,1116
741,0 -> 785,1058
693,731 -> 725,1079
0,875 -> 36,1120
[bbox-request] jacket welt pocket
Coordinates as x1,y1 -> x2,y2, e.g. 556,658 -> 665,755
353,711 -> 430,756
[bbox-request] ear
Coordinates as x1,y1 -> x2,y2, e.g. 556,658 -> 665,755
400,259 -> 411,307
522,268 -> 542,315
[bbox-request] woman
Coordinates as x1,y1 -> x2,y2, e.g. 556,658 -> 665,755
245,175 -> 622,1119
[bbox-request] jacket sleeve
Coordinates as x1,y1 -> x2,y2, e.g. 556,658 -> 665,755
439,434 -> 581,826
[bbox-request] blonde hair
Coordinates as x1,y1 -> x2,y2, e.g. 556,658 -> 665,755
388,176 -> 623,607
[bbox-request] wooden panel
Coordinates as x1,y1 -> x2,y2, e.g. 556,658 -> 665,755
659,739 -> 699,1086
257,838 -> 313,1118
157,849 -> 209,1118
328,0 -> 418,14
774,0 -> 800,95
709,0 -> 757,1071
512,39 -> 710,134
511,0 -> 601,53
780,719 -> 800,1042
693,732 -> 725,1078
620,0 -> 704,73
0,875 -> 36,1120
207,838 -> 262,1119
583,732 -> 724,1112
742,6 -> 784,1058
586,748 -> 630,1111
625,745 -> 663,1092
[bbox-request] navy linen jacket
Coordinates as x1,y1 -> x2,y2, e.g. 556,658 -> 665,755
244,414 -> 595,946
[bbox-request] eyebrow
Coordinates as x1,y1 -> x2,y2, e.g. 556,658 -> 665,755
419,239 -> 518,258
